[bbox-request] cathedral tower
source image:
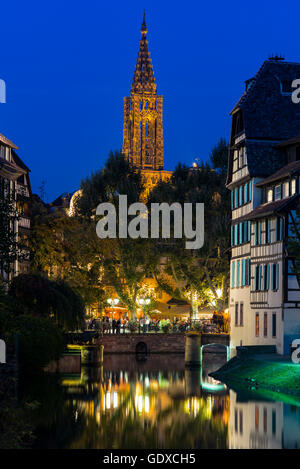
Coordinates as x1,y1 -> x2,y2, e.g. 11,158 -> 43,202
122,13 -> 164,170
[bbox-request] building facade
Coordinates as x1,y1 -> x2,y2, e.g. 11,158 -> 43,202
0,132 -> 31,280
227,58 -> 300,355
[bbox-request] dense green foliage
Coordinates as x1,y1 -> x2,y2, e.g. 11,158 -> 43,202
9,273 -> 85,331
148,138 -> 231,315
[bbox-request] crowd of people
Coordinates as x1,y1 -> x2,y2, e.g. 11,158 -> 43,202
87,314 -> 227,334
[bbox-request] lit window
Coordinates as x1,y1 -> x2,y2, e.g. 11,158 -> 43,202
255,313 -> 259,337
291,178 -> 297,195
267,189 -> 273,202
283,181 -> 289,198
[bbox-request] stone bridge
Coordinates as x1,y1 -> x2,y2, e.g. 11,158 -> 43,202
96,333 -> 229,354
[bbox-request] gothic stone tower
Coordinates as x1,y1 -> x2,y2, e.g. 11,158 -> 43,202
122,13 -> 164,170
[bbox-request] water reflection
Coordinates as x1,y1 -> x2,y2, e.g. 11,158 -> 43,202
20,352 -> 300,449
229,391 -> 300,449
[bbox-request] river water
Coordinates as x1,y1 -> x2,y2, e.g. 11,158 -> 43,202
21,352 -> 300,449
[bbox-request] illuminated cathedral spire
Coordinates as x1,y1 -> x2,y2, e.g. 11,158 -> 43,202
123,13 -> 164,170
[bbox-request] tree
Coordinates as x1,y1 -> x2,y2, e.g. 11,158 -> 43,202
75,151 -> 160,319
148,143 -> 231,318
9,274 -> 85,331
30,210 -> 105,306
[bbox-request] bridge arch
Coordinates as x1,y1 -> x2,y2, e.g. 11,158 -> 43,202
200,342 -> 230,362
135,341 -> 148,355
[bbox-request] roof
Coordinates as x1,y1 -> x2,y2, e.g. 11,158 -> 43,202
0,132 -> 18,149
131,13 -> 156,94
275,135 -> 300,148
246,140 -> 285,178
256,160 -> 300,187
231,60 -> 300,140
235,195 -> 299,221
11,149 -> 31,172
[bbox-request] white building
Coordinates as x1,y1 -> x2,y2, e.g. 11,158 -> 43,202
227,58 -> 300,355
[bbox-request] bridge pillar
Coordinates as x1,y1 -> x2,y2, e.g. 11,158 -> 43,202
185,332 -> 201,368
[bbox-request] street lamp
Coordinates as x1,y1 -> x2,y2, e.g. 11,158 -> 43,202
107,298 -> 119,319
137,298 -> 151,306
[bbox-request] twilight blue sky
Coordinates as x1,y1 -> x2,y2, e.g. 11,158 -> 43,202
1,0 -> 300,201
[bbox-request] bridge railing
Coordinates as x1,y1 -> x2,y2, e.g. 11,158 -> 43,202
85,319 -> 227,335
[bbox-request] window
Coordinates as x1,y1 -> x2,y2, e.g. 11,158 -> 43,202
267,188 -> 273,202
272,410 -> 276,435
271,264 -> 279,290
283,181 -> 289,198
234,187 -> 239,208
244,221 -> 248,242
263,264 -> 269,290
255,265 -> 261,291
236,260 -> 240,287
234,224 -> 239,245
240,185 -> 244,205
240,303 -> 244,326
272,313 -> 277,337
231,261 -> 235,288
255,406 -> 259,431
249,180 -> 253,201
241,259 -> 246,286
244,183 -> 248,203
264,313 -> 268,337
235,409 -> 238,432
263,408 -> 267,434
265,219 -> 271,244
255,313 -> 259,337
0,145 -> 5,160
235,303 -> 239,326
239,223 -> 243,244
239,410 -> 243,435
291,178 -> 297,195
245,258 -> 251,286
254,221 -> 262,245
275,217 -> 283,241
231,191 -> 234,209
274,185 -> 281,200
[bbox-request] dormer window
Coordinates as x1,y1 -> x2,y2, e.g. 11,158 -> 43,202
267,188 -> 273,202
0,145 -> 5,160
274,184 -> 281,200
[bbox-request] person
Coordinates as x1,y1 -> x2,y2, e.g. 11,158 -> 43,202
116,318 -> 121,334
